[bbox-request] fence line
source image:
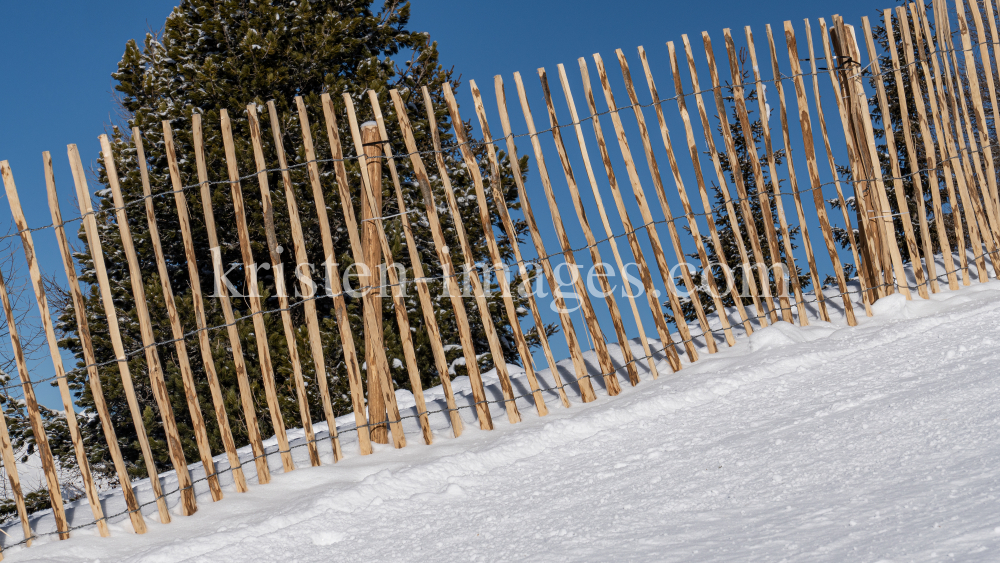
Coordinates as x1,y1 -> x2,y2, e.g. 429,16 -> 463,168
1,0 -> 999,557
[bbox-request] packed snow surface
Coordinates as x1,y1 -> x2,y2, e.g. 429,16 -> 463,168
5,280 -> 1000,561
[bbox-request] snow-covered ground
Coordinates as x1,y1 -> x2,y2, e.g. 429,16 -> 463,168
3,268 -> 1000,561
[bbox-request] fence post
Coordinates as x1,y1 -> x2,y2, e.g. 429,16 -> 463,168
0,391 -> 31,546
66,143 -> 173,523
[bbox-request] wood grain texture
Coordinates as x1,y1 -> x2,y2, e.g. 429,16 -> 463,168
470,79 -> 576,400
743,27 -> 812,322
218,110 -> 297,472
99,134 -> 198,515
44,153 -> 147,533
2,161 -> 110,535
783,24 -> 860,324
513,70 -> 623,395
536,68 -> 642,385
266,100 -> 343,460
133,130 -> 225,500
245,106 -> 322,464
387,89 -> 500,424
67,144 -> 173,522
161,123 -> 249,490
190,114 -> 272,482
341,94 -> 408,445
574,61 -> 684,374
672,39 -> 770,325
495,74 -> 599,402
437,83 -> 529,416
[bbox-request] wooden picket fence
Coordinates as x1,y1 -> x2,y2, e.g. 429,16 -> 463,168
0,0 -> 998,554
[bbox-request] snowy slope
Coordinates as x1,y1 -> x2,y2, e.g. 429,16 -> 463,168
4,278 -> 1000,561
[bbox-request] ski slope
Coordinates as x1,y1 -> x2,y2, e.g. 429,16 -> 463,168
4,278 -> 1000,561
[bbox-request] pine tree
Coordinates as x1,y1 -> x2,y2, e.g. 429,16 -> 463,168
49,0 -> 540,478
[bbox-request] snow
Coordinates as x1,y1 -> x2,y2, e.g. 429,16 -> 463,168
4,266 -> 1000,561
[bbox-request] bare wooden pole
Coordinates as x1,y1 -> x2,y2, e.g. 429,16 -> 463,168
99,134 -> 198,515
0,268 -> 68,539
470,79 -> 581,398
860,17 -> 931,298
0,394 -> 31,546
495,74 -> 600,401
436,83 -> 531,414
371,91 -> 469,430
536,67 -> 642,385
882,10 -> 940,294
440,85 -> 554,406
968,0 -> 1000,223
132,130 -> 225,500
67,143 -> 173,522
218,109 -> 297,472
744,26 -> 812,322
573,60 -> 684,373
342,94 -> 409,444
307,94 -> 376,453
265,100 -> 343,460
387,89 -> 502,424
190,113 -> 272,482
161,122 -> 250,489
675,38 -> 771,324
722,30 -> 790,322
2,161 -> 109,534
783,23 -> 861,323
44,153 -> 147,532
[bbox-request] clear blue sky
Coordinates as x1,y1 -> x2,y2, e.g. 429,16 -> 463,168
0,0 -> 887,408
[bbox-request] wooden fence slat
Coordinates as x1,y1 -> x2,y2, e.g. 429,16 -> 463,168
265,101 -> 342,460
908,4 -> 968,286
630,47 -> 749,340
441,83 -> 543,410
513,70 -> 625,394
439,86 -> 554,408
419,84 -> 526,419
914,5 -> 976,283
245,106 -> 322,465
954,2 -> 1000,265
698,33 -> 782,322
190,114 -> 272,482
2,162 -> 110,534
722,30 -> 791,323
552,64 -> 666,378
968,0 -> 1000,229
366,90 -> 439,439
218,110 -> 297,471
589,56 -> 703,361
67,143 -> 173,522
761,25 -> 829,321
0,386 -> 31,546
386,89 -> 501,424
305,95 -> 376,453
494,75 -> 601,401
782,24 -> 861,324
162,123 -> 249,490
99,134 -> 198,515
371,92 -> 469,430
44,153 -> 147,533
934,3 -> 1000,273
470,80 -> 579,399
882,10 -> 941,294
574,60 -> 683,374
132,130 -> 226,500
0,255 -> 68,540
859,18 -> 931,299
318,95 -> 409,444
743,27 -> 813,323
536,67 -> 642,385
673,39 -> 771,325
341,94 -> 411,444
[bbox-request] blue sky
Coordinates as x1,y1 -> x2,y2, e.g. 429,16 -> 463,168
0,0 -> 888,408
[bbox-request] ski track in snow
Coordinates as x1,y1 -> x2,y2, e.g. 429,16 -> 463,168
5,278 -> 1000,561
